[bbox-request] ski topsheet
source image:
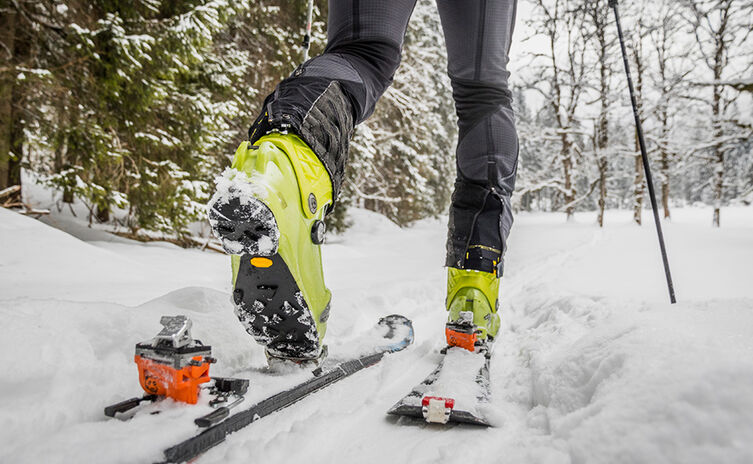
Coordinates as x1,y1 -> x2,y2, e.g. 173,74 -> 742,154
159,314 -> 414,463
387,346 -> 491,426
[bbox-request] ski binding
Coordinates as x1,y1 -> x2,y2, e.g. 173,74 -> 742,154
105,315 -> 249,426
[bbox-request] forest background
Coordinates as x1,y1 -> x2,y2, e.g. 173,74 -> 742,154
0,0 -> 751,240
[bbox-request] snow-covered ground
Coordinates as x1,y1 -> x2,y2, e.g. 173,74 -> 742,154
1,204 -> 752,464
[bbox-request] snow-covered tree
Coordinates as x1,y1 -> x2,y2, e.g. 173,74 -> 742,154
6,1 -> 255,236
647,0 -> 693,219
683,0 -> 753,226
583,0 -> 616,226
521,0 -> 592,219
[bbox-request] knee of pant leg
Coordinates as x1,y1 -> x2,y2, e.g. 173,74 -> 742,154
450,75 -> 513,135
326,39 -> 403,121
455,108 -> 519,195
450,76 -> 519,192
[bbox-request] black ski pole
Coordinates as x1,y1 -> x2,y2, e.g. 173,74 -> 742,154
302,0 -> 314,62
609,0 -> 677,304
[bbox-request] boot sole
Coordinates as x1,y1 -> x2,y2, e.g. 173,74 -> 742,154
209,195 -> 324,359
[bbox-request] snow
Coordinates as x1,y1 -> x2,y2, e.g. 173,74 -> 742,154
209,167 -> 267,210
1,205 -> 753,463
208,166 -> 277,255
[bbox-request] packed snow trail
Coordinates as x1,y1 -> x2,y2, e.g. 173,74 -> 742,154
1,206 -> 753,463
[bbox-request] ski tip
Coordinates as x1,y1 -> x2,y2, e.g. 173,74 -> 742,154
378,314 -> 412,329
378,314 -> 414,351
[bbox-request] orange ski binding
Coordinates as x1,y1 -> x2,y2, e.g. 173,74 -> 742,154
134,315 -> 214,404
445,311 -> 480,352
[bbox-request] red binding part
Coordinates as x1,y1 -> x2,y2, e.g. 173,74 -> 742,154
421,396 -> 455,409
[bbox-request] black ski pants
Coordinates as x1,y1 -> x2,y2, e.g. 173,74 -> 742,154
249,0 -> 519,275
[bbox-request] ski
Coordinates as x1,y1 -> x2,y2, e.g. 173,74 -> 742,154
387,345 -> 491,426
159,314 -> 414,463
104,377 -> 250,425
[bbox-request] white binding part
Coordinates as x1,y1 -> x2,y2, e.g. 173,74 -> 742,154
422,397 -> 452,424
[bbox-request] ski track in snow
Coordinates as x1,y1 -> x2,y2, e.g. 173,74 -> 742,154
1,205 -> 753,463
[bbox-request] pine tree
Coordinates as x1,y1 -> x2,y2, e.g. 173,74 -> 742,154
12,1 -> 255,236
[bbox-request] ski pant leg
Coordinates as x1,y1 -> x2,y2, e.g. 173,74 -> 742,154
437,0 -> 519,275
248,0 -> 418,202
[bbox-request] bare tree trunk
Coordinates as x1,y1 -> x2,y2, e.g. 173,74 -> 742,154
658,101 -> 671,219
561,135 -> 575,219
9,86 -> 22,188
631,28 -> 646,225
597,158 -> 607,226
633,149 -> 644,224
712,82 -> 723,227
661,147 -> 671,219
591,1 -> 610,228
8,17 -> 28,194
59,102 -> 77,204
596,106 -> 608,227
711,46 -> 725,227
0,6 -> 17,190
658,79 -> 671,219
656,21 -> 672,220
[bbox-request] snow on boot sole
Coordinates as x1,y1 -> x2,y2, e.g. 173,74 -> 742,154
208,195 -> 279,256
